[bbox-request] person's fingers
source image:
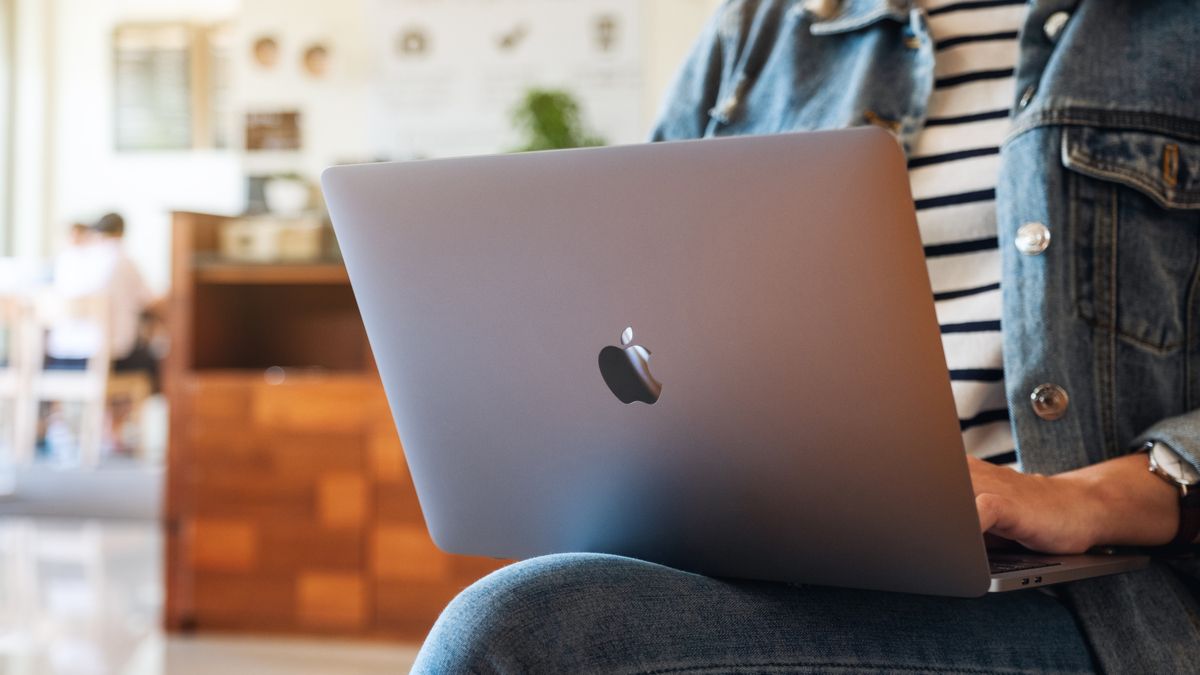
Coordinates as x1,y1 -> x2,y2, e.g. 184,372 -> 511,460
976,492 -> 998,532
975,492 -> 1017,535
965,456 -> 991,477
967,457 -> 1003,494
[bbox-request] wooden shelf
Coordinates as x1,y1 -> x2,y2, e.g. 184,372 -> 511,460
194,261 -> 349,285
164,211 -> 504,640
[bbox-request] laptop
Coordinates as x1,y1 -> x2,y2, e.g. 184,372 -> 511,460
321,127 -> 1147,596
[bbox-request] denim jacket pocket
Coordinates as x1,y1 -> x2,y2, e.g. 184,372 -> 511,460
1061,125 -> 1200,354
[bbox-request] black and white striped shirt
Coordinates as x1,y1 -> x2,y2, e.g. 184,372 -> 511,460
912,0 -> 1028,467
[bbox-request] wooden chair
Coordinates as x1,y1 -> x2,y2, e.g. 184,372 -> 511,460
17,292 -> 112,467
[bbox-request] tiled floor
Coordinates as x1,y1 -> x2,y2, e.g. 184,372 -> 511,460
0,467 -> 161,520
0,518 -> 420,674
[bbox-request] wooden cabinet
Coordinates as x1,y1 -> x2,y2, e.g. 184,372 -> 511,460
164,212 -> 505,639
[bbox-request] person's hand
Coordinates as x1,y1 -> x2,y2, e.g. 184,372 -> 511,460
967,454 -> 1179,554
968,457 -> 1097,553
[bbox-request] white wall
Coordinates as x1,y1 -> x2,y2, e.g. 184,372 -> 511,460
237,0 -> 717,167
10,0 -> 54,263
641,0 -> 718,129
21,0 -> 720,292
0,0 -> 13,257
49,0 -> 244,293
234,0 -> 374,179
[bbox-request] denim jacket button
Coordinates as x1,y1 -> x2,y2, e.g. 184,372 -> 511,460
803,0 -> 840,20
1043,12 -> 1070,42
713,96 -> 738,121
1015,222 -> 1051,255
1031,384 -> 1070,421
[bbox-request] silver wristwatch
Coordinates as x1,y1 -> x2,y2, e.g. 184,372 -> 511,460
1144,441 -> 1200,548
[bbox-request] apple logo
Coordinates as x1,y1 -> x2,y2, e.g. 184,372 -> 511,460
598,326 -> 663,405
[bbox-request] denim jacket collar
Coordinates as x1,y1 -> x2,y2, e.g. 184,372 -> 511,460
806,0 -> 910,35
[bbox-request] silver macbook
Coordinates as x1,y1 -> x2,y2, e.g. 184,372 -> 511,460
321,128 -> 1147,596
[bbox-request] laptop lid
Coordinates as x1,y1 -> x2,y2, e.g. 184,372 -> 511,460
322,128 -> 993,597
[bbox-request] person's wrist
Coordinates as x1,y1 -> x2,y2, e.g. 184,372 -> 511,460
1054,455 -> 1178,547
1046,471 -> 1108,550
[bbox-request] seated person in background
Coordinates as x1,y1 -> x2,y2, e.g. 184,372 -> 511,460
66,222 -> 88,248
42,213 -> 163,457
46,212 -> 161,378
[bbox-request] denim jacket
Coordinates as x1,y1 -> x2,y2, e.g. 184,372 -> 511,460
651,1 -> 1200,672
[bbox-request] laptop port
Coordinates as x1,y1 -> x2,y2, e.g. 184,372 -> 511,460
1021,578 -> 1030,585
1034,576 -> 1042,583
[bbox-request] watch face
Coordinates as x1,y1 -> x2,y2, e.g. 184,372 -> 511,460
1151,444 -> 1200,486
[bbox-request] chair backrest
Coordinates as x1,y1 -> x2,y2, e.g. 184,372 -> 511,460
16,291 -> 115,467
23,291 -> 113,400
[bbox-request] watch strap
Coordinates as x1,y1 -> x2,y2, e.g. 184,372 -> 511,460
1142,442 -> 1200,553
1171,488 -> 1200,549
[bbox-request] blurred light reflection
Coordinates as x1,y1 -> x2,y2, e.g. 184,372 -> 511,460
0,518 -> 420,674
0,519 -> 160,675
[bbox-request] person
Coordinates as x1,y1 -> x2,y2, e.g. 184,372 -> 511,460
44,213 -> 162,456
66,222 -> 89,248
47,213 -> 159,374
414,1 -> 1200,672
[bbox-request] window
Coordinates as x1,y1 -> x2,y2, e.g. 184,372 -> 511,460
113,23 -> 232,152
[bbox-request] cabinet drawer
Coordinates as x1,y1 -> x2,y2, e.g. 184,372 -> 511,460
253,376 -> 389,432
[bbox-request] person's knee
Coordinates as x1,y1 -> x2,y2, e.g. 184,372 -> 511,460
412,552 -> 658,674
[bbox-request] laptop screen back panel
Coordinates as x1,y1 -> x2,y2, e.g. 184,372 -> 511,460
323,129 -> 993,597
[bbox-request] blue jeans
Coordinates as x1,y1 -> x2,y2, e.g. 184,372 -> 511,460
413,553 -> 1096,674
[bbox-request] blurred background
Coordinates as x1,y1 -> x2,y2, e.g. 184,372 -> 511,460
0,0 -> 719,672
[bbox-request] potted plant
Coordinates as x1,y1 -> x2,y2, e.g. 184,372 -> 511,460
511,89 -> 605,152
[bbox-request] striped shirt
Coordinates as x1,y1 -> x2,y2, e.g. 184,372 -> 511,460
912,0 -> 1028,467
